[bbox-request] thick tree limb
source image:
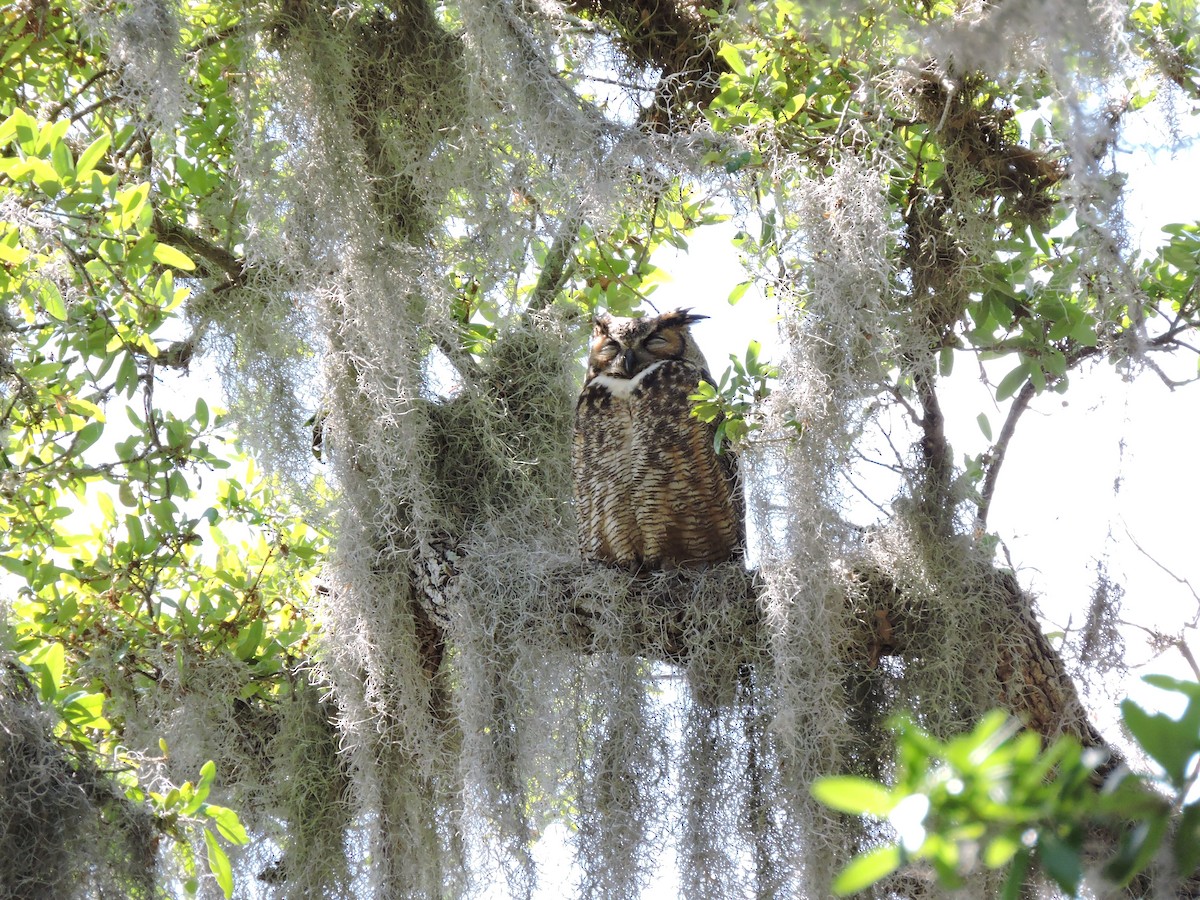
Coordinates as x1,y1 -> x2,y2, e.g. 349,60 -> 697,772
430,555 -> 1114,758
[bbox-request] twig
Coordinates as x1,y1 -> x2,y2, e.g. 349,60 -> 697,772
47,68 -> 114,120
1121,520 -> 1200,610
1139,353 -> 1200,390
842,471 -> 893,519
69,95 -> 117,124
853,448 -> 906,476
1177,639 -> 1200,683
976,379 -> 1036,531
886,382 -> 922,428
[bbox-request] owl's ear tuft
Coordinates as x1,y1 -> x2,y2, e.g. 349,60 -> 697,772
593,314 -> 613,335
665,308 -> 709,328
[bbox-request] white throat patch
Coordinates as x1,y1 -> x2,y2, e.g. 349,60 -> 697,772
590,359 -> 669,398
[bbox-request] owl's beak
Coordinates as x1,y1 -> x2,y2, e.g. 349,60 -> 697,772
622,349 -> 637,376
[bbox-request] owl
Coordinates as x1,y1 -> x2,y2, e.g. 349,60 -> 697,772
572,308 -> 745,570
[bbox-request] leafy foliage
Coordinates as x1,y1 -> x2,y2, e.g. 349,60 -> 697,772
813,677 -> 1200,896
0,5 -> 325,894
691,340 -> 779,450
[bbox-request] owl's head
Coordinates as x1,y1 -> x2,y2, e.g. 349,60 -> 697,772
586,308 -> 711,381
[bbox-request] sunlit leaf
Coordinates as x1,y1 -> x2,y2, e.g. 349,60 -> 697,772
811,776 -> 895,816
716,42 -> 749,78
204,828 -> 235,898
31,642 -> 65,700
205,805 -> 250,844
76,133 -> 111,176
42,281 -> 67,321
152,242 -> 197,271
832,844 -> 903,895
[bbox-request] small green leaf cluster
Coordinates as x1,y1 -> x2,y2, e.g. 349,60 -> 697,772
1128,1 -> 1200,103
704,1 -> 906,150
1119,675 -> 1200,877
690,340 -> 778,451
812,677 -> 1200,896
568,189 -> 728,321
128,756 -> 250,899
965,228 -> 1097,400
704,0 -> 1200,426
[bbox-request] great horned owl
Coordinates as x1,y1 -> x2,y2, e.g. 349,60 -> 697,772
572,308 -> 745,570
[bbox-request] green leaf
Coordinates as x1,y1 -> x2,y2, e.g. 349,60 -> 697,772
198,760 -> 216,797
1069,313 -> 1098,346
1142,674 -> 1200,700
42,281 -> 67,321
205,805 -> 250,844
1037,830 -> 1082,894
0,111 -> 20,145
152,242 -> 197,271
61,691 -> 110,729
51,135 -> 74,179
11,108 -> 38,153
31,642 -> 65,700
832,844 -> 903,895
983,832 -> 1022,868
0,555 -> 30,578
235,618 -> 265,662
724,150 -> 753,173
977,413 -> 993,442
114,182 -> 150,227
811,776 -> 894,816
76,133 -> 111,177
999,849 -> 1032,900
1028,361 -> 1046,393
716,42 -> 749,78
995,363 -> 1029,401
116,352 -> 139,397
74,420 -> 104,455
1177,803 -> 1200,876
0,227 -> 30,266
204,828 -> 235,899
1103,817 -> 1168,886
1121,698 -> 1197,788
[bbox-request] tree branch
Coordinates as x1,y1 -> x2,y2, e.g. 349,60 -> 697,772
914,369 -> 955,533
527,215 -> 582,314
976,379 -> 1037,531
1122,521 -> 1200,614
47,68 -> 114,120
152,214 -> 246,287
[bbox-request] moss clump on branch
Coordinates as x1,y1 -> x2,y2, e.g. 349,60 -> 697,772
0,659 -> 157,900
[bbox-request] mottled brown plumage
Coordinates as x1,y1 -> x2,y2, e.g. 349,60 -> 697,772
572,309 -> 744,570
